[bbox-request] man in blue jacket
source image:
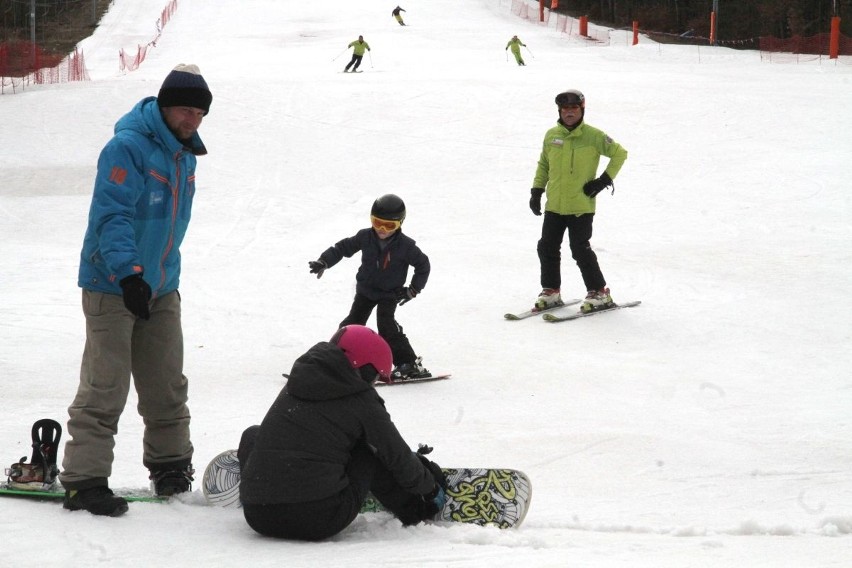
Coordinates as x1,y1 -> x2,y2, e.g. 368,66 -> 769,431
60,64 -> 212,516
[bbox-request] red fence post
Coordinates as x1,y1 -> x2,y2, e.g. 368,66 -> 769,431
710,11 -> 717,45
579,16 -> 588,37
829,16 -> 841,59
632,21 -> 639,45
539,0 -> 544,22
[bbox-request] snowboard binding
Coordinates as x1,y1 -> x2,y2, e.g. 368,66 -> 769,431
5,418 -> 62,490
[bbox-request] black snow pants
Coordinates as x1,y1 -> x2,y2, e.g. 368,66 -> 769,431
339,293 -> 417,366
537,211 -> 606,292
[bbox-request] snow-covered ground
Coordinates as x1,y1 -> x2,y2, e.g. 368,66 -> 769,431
2,0 -> 851,566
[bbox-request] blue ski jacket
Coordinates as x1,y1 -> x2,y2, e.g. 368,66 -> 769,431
78,97 -> 206,297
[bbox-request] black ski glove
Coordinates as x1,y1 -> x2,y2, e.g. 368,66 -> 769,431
416,444 -> 448,490
423,483 -> 447,513
396,286 -> 418,306
119,274 -> 152,320
529,188 -> 545,216
582,172 -> 613,198
417,444 -> 447,517
308,260 -> 327,279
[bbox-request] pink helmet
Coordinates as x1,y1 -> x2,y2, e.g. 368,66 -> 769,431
330,325 -> 393,382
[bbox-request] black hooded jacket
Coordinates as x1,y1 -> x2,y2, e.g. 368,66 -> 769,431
240,341 -> 435,505
318,228 -> 430,302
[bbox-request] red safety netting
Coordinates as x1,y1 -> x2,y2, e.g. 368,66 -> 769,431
1,43 -> 89,94
119,0 -> 179,72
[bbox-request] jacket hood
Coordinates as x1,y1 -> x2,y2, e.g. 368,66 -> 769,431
285,342 -> 373,401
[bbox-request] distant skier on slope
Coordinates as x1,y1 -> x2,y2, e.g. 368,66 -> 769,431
392,6 -> 407,26
506,35 -> 527,65
344,35 -> 371,72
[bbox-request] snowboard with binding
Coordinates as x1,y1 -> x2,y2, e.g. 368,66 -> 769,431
0,485 -> 166,503
504,298 -> 581,320
542,300 -> 642,322
203,449 -> 532,528
376,373 -> 451,386
1,418 -> 169,504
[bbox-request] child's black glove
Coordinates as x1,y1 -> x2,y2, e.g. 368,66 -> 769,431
308,260 -> 327,279
396,286 -> 418,305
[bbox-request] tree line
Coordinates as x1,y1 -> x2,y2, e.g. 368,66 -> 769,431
555,0 -> 851,41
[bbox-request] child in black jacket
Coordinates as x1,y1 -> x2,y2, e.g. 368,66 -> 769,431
309,194 -> 431,381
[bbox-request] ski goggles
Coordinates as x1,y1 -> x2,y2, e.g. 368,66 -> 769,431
370,215 -> 401,232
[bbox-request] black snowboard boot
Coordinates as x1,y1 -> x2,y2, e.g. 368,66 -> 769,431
149,464 -> 195,497
64,486 -> 129,517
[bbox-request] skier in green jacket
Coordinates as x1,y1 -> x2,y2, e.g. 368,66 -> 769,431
344,35 -> 371,73
506,35 -> 526,66
528,89 -> 628,314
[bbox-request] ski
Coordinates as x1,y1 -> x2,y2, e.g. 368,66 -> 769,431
504,299 -> 581,320
542,300 -> 642,322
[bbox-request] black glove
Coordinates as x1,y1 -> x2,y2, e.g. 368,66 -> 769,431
308,259 -> 327,279
424,483 -> 447,513
119,274 -> 152,320
582,172 -> 613,198
393,445 -> 447,526
396,286 -> 418,306
417,445 -> 447,517
416,444 -> 447,490
529,188 -> 545,216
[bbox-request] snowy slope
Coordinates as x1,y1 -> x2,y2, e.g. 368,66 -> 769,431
1,0 -> 851,566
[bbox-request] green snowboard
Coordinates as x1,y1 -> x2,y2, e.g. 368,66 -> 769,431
0,484 -> 166,503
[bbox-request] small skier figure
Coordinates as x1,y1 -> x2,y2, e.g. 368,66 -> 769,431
506,35 -> 527,66
308,194 -> 432,382
344,35 -> 371,73
392,6 -> 406,26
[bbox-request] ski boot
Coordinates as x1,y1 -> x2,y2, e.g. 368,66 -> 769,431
534,288 -> 563,311
6,418 -> 62,490
581,288 -> 614,313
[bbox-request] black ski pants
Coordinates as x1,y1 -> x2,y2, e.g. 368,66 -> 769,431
344,54 -> 363,72
239,428 -> 430,540
537,211 -> 606,292
339,293 -> 417,366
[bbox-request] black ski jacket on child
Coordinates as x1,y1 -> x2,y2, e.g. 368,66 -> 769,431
318,229 -> 430,301
239,342 -> 435,505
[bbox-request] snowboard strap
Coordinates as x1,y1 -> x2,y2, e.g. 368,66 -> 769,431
31,418 -> 62,476
5,418 -> 62,489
